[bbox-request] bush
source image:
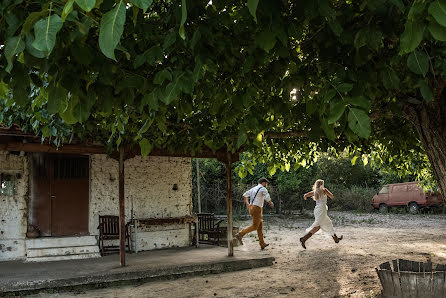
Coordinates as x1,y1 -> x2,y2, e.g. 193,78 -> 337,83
324,185 -> 376,212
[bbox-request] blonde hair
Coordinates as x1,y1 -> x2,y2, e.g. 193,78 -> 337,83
312,179 -> 325,201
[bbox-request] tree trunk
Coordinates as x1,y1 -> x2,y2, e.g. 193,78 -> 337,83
403,93 -> 446,197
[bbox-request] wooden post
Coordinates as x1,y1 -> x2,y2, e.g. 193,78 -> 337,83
196,159 -> 201,213
225,152 -> 234,256
119,147 -> 126,266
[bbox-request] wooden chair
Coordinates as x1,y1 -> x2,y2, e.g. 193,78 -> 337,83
97,215 -> 131,256
196,213 -> 225,245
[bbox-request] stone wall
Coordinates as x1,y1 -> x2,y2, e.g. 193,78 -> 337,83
89,155 -> 193,250
0,153 -> 192,261
0,152 -> 28,260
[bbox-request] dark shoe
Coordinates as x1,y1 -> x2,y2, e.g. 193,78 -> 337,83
235,233 -> 244,245
261,243 -> 269,250
333,234 -> 343,243
299,232 -> 313,249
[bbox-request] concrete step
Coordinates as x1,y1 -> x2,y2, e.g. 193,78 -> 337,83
26,253 -> 100,262
27,245 -> 100,258
26,236 -> 97,249
25,236 -> 100,262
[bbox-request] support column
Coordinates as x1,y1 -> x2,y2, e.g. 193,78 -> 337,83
225,152 -> 234,256
196,159 -> 201,213
119,147 -> 126,266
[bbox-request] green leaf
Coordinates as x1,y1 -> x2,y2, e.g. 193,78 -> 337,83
25,34 -> 47,58
390,0 -> 405,12
381,69 -> 400,90
6,13 -> 20,37
13,84 -> 28,106
419,81 -> 434,102
255,30 -> 276,53
73,96 -> 92,122
177,73 -> 194,94
138,118 -> 154,135
400,21 -> 425,53
153,69 -> 172,85
306,100 -> 318,116
322,89 -> 336,102
428,20 -> 446,41
348,107 -> 371,139
99,0 -> 126,60
22,10 -> 47,35
161,80 -> 181,105
141,90 -> 159,111
328,100 -> 346,124
131,0 -> 153,12
429,0 -> 446,27
0,81 -> 9,99
179,0 -> 187,40
268,165 -> 277,176
139,138 -> 152,157
337,83 -> 353,93
236,131 -> 247,149
328,18 -> 343,36
75,0 -> 96,12
190,29 -> 201,49
351,155 -> 358,165
321,118 -> 335,141
247,0 -> 259,23
407,51 -> 429,77
163,30 -> 176,49
60,95 -> 79,124
62,0 -> 75,21
346,96 -> 371,110
5,36 -> 25,73
32,14 -> 63,56
408,2 -> 426,20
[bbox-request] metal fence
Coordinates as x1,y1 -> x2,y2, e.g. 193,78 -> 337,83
192,181 -> 282,215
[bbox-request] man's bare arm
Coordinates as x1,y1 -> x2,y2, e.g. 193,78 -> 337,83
243,196 -> 250,209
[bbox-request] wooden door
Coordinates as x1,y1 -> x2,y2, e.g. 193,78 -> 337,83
30,153 -> 90,236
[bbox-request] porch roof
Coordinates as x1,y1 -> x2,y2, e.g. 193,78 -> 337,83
0,125 -> 240,162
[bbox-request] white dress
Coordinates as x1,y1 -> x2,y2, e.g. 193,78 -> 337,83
306,194 -> 335,236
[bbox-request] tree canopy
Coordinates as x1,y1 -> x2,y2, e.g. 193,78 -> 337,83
2,0 -> 446,191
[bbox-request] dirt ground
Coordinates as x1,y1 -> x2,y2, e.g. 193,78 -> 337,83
36,211 -> 446,298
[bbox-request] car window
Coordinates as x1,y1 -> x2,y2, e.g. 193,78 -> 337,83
392,185 -> 407,192
379,186 -> 389,194
407,184 -> 421,191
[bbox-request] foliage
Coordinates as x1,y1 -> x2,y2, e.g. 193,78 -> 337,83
192,154 -> 412,214
1,0 -> 446,190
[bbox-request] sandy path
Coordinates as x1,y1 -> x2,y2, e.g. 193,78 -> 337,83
36,211 -> 446,298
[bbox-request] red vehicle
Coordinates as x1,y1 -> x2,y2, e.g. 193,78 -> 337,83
371,181 -> 443,214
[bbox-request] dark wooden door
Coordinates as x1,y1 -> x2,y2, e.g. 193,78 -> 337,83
30,154 -> 90,236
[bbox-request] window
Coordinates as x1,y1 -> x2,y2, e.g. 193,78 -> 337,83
0,174 -> 16,196
393,185 -> 407,192
407,184 -> 421,192
379,186 -> 389,194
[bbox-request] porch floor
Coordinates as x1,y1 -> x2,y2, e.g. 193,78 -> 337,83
0,245 -> 274,295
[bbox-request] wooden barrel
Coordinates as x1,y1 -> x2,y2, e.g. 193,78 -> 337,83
376,259 -> 446,297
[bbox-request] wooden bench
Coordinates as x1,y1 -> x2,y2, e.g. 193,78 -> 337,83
97,215 -> 131,256
196,213 -> 225,245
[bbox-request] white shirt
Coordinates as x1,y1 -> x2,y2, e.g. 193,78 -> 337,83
243,184 -> 271,208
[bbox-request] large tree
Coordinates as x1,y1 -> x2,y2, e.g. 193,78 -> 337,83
1,0 -> 446,191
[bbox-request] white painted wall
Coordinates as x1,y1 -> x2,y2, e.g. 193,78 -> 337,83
0,151 -> 28,260
0,152 -> 193,261
89,155 -> 193,251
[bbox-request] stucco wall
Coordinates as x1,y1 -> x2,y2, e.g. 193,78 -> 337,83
0,151 -> 28,260
89,155 -> 193,250
0,153 -> 192,261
